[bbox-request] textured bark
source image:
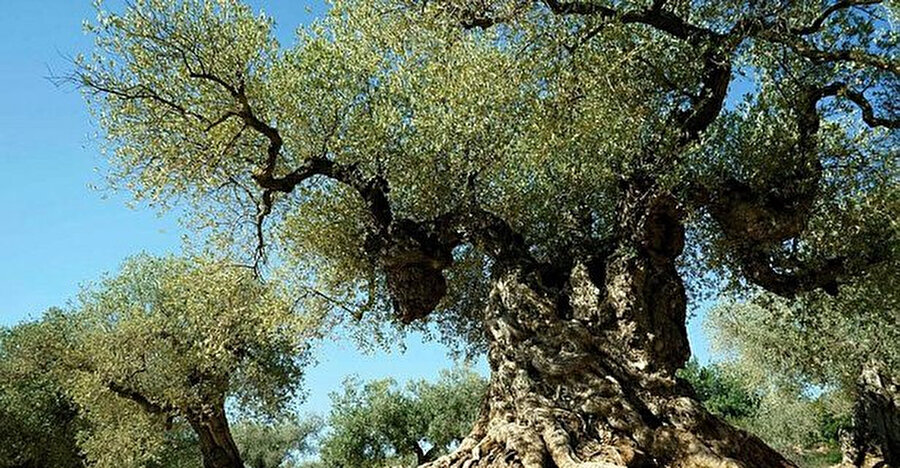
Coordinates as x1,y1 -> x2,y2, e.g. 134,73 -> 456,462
187,401 -> 244,468
842,364 -> 900,467
422,190 -> 794,468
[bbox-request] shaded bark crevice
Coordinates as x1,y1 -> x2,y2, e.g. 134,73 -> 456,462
422,266 -> 793,468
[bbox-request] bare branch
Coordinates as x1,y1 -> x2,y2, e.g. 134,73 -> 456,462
80,77 -> 210,124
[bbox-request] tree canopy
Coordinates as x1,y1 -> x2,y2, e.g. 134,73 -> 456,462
77,0 -> 898,340
708,273 -> 899,392
65,0 -> 900,466
3,255 -> 319,468
0,316 -> 86,468
319,367 -> 487,468
708,272 -> 900,465
677,359 -> 759,422
232,416 -> 323,468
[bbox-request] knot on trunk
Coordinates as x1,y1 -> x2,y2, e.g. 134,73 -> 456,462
384,250 -> 451,324
708,177 -> 816,246
377,220 -> 456,324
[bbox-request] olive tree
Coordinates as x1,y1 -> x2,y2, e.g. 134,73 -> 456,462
0,316 -> 86,468
677,359 -> 760,423
708,266 -> 900,466
319,367 -> 487,467
75,0 -> 898,466
232,416 -> 323,468
40,255 -> 318,468
679,358 -> 851,462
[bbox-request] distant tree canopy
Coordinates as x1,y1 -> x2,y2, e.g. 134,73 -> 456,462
319,367 -> 487,468
679,358 -> 849,466
708,278 -> 900,465
677,359 -> 759,422
709,282 -> 899,393
72,0 -> 899,465
1,255 -> 319,468
232,416 -> 322,468
0,317 -> 85,468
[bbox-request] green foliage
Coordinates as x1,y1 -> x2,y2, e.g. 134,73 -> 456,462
702,278 -> 899,462
75,0 -> 899,356
708,269 -> 900,392
233,416 -> 323,468
3,255 -> 320,468
678,359 -> 759,421
679,359 -> 851,461
319,367 -> 487,468
0,319 -> 85,468
54,0 -> 900,462
741,387 -> 835,451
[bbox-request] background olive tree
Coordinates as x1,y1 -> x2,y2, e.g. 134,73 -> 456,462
3,255 -> 320,468
318,367 -> 487,468
708,274 -> 900,465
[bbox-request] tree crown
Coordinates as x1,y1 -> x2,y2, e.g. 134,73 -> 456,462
77,0 -> 898,345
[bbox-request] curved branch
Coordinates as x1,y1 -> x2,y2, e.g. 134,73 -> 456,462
105,380 -> 175,416
736,242 -> 889,297
676,52 -> 733,143
790,0 -> 883,36
758,32 -> 900,76
701,80 -> 894,296
542,0 -> 713,42
815,82 -> 900,128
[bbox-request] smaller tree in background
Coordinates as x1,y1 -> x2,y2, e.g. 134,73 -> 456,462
13,255 -> 320,468
0,316 -> 85,468
319,367 -> 487,468
677,359 -> 760,422
707,272 -> 900,467
679,358 -> 850,467
232,416 -> 322,468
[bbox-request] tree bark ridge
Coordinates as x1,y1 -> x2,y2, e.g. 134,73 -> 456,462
186,400 -> 244,468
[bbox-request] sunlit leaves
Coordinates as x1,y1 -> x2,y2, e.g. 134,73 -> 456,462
80,0 -> 898,351
8,255 -> 320,468
319,367 -> 487,468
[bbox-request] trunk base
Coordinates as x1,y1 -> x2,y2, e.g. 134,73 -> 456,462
422,265 -> 793,468
421,385 -> 790,468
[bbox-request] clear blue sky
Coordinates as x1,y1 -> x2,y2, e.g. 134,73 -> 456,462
0,0 -> 713,415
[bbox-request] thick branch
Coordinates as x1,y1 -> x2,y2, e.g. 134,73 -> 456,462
737,242 -> 889,297
790,0 -> 882,36
539,1 -> 733,143
702,81 -> 893,296
677,52 -> 733,143
759,33 -> 900,76
434,207 -> 534,271
815,82 -> 900,129
105,380 -> 174,416
542,0 -> 713,42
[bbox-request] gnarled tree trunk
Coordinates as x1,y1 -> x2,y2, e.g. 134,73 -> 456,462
186,400 -> 244,468
423,191 -> 793,468
842,363 -> 899,467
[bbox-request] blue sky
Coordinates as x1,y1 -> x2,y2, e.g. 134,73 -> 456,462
0,0 -> 713,415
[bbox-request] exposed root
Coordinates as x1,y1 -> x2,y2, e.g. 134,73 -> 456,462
542,424 -> 625,468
